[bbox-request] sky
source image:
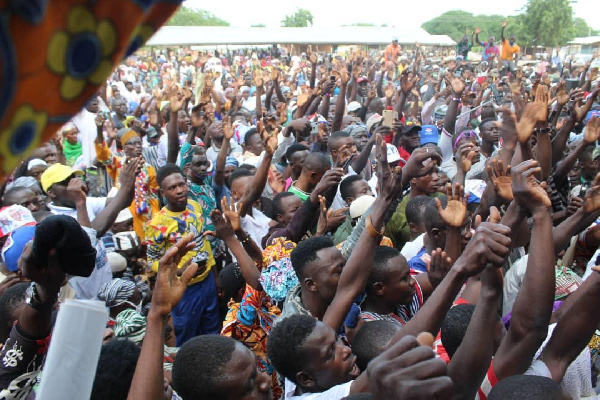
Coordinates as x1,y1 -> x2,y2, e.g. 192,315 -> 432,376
184,0 -> 600,31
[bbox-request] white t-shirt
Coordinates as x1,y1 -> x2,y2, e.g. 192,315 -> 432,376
284,379 -> 352,399
241,207 -> 272,251
331,167 -> 357,212
401,233 -> 425,261
48,197 -> 107,222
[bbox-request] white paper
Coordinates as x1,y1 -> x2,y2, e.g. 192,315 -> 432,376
37,300 -> 108,400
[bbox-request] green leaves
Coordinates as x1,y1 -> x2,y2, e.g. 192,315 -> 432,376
165,7 -> 229,27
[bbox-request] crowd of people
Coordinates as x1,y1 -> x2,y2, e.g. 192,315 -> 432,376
1,20 -> 600,399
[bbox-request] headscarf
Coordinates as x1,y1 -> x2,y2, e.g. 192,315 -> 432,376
5,176 -> 41,192
120,129 -> 140,146
258,238 -> 298,302
97,278 -> 136,308
115,309 -> 146,345
27,158 -> 47,171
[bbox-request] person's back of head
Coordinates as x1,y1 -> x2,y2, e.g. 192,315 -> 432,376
290,236 -> 334,279
406,195 -> 432,237
488,375 -> 569,400
424,196 -> 447,233
266,314 -> 317,384
172,335 -> 237,399
440,303 -> 476,358
352,320 -> 401,371
91,338 -> 141,400
301,152 -> 330,176
0,282 -> 28,343
327,131 -> 351,152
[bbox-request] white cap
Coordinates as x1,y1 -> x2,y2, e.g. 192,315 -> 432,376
366,113 -> 383,133
372,143 -> 401,164
350,195 -> 376,219
115,208 -> 133,224
347,101 -> 362,113
107,251 -> 127,273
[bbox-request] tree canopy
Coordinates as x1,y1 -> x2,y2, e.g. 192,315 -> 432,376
422,1 -> 597,47
166,6 -> 229,26
281,8 -> 314,27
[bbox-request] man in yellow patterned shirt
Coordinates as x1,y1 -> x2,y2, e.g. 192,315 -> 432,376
146,163 -> 220,346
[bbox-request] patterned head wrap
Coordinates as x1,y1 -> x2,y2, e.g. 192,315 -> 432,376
259,238 -> 298,302
115,309 -> 146,345
97,278 -> 136,308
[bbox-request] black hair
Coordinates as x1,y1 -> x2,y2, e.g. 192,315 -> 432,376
244,127 -> 259,146
424,196 -> 447,232
266,315 -> 317,383
272,192 -> 298,218
156,163 -> 183,188
367,247 -> 404,294
327,131 -> 351,152
480,118 -> 497,130
302,152 -> 330,173
405,195 -> 432,225
352,320 -> 401,371
228,167 -> 254,188
238,164 -> 257,171
0,282 -> 28,343
172,335 -> 237,399
488,375 -> 566,400
440,303 -> 476,358
91,338 -> 141,400
290,236 -> 335,279
285,144 -> 309,160
340,175 -> 365,202
579,144 -> 594,163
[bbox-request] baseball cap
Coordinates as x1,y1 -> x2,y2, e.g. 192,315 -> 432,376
357,76 -> 368,84
350,195 -> 376,219
366,114 -> 383,133
2,225 -> 36,272
41,163 -> 83,193
402,125 -> 422,136
347,101 -> 362,113
146,126 -> 159,139
420,125 -> 440,146
371,143 -> 401,164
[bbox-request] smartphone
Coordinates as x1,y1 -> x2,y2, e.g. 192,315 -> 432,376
342,154 -> 355,170
382,110 -> 395,128
330,75 -> 336,82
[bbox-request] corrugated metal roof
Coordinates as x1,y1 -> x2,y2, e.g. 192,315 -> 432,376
146,26 -> 456,47
568,36 -> 600,45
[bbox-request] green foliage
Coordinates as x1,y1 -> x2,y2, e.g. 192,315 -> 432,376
422,1 -> 593,48
281,8 -> 314,27
166,6 -> 229,26
251,24 -> 267,28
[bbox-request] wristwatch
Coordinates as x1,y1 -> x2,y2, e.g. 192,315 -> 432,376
25,282 -> 53,311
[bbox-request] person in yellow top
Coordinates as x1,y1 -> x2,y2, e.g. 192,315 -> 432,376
500,21 -> 520,75
94,114 -> 159,241
145,163 -> 220,346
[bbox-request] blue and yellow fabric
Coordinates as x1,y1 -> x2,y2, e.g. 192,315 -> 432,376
0,0 -> 182,182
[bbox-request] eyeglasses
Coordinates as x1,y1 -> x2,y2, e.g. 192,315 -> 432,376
453,130 -> 478,151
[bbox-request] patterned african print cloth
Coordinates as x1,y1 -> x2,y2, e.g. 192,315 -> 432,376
0,1 -> 182,183
221,285 -> 282,399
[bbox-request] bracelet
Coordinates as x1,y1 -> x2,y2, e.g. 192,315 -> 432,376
365,216 -> 385,238
451,96 -> 461,102
237,232 -> 251,244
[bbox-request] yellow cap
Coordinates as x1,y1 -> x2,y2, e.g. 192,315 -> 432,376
41,163 -> 83,193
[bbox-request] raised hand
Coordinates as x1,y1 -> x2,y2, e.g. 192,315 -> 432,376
583,184 -> 600,213
511,160 -> 551,213
120,156 -> 144,189
451,78 -> 466,95
297,88 -> 310,107
204,209 -> 235,240
169,84 -> 184,113
316,195 -> 348,236
556,89 -> 569,107
267,167 -> 286,194
276,103 -> 288,125
401,72 -> 419,94
501,20 -> 507,28
221,196 -> 242,231
427,248 -> 453,289
435,183 -> 468,228
487,158 -> 513,201
533,84 -> 549,123
458,143 -> 477,173
516,102 -> 547,143
584,116 -> 600,144
152,234 -> 199,316
312,168 -> 345,198
95,112 -> 106,127
385,83 -> 396,99
402,147 -> 442,186
222,116 -> 234,140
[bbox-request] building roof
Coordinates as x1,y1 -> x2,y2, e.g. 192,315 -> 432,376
146,26 -> 456,47
568,36 -> 600,45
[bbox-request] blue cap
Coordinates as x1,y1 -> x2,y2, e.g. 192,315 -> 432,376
1,225 -> 36,272
420,125 -> 440,146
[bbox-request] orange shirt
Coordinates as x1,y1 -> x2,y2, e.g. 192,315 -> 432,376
385,43 -> 401,62
501,38 -> 520,61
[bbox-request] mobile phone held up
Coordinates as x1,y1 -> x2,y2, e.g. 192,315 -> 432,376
382,110 -> 397,128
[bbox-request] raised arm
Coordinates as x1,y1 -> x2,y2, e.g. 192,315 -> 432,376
500,21 -> 506,43
323,137 -> 402,332
167,85 -> 184,164
238,131 -> 276,218
444,78 -> 466,136
492,160 -> 554,381
128,235 -> 198,400
331,68 -> 349,132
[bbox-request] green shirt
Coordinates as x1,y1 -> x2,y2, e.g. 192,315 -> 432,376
288,182 -> 310,202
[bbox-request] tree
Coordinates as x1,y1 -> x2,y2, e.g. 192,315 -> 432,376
518,0 -> 575,46
573,17 -> 593,37
421,11 -> 505,43
251,24 -> 266,28
166,6 -> 229,26
281,8 -> 314,27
